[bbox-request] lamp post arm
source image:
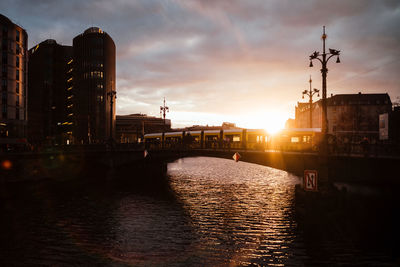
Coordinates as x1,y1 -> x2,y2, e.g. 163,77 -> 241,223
326,54 -> 338,62
313,57 -> 323,64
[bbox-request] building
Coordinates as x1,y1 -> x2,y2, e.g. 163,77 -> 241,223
28,39 -> 73,145
285,118 -> 296,129
72,27 -> 116,144
379,106 -> 400,143
116,113 -> 171,143
0,14 -> 28,147
295,92 -> 392,141
390,107 -> 400,143
295,102 -> 322,130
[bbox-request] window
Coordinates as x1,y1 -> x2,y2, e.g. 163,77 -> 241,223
2,51 -> 7,64
2,39 -> 7,50
16,69 -> 19,80
2,104 -> 6,117
90,71 -> 103,78
92,49 -> 103,57
16,56 -> 19,68
291,137 -> 300,143
1,67 -> 6,78
232,135 -> 240,142
1,79 -> 6,90
16,30 -> 20,42
2,91 -> 7,104
16,98 -> 19,107
2,26 -> 7,37
16,107 -> 19,120
16,82 -> 19,94
94,38 -> 103,46
16,45 -> 20,55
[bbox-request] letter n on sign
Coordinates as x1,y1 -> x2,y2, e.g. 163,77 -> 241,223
304,170 -> 318,191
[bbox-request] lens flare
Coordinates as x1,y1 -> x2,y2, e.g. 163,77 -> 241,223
1,160 -> 12,170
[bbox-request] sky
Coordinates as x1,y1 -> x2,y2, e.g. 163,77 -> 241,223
1,0 -> 400,131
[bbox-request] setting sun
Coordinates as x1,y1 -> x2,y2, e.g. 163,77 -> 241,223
236,111 -> 287,134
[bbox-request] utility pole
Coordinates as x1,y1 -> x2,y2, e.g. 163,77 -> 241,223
302,76 -> 319,128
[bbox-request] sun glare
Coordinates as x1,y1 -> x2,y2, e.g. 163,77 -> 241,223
263,118 -> 284,134
237,111 -> 286,134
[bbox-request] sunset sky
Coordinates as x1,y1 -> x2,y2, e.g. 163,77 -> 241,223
2,0 -> 399,131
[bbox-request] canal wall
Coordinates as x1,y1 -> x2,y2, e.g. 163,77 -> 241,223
187,150 -> 399,184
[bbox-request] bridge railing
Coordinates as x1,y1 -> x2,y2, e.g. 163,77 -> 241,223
1,141 -> 399,159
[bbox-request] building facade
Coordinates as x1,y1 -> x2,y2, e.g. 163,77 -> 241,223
73,27 -> 116,144
295,93 -> 392,141
116,114 -> 171,143
0,14 -> 28,146
28,39 -> 73,145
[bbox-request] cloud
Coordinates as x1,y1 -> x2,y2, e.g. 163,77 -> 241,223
1,0 -> 399,128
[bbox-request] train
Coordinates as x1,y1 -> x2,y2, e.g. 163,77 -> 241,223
144,128 -> 323,152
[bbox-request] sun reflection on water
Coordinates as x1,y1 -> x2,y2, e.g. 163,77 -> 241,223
167,157 -> 304,266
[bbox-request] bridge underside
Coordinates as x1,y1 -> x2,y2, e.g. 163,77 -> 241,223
1,149 -> 398,185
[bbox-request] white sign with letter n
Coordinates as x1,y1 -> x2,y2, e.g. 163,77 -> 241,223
304,170 -> 318,191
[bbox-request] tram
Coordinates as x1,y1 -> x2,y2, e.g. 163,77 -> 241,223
144,128 -> 269,150
270,128 -> 322,151
144,128 -> 322,151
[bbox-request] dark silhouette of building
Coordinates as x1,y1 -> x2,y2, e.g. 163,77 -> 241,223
73,27 -> 115,144
390,106 -> 400,143
380,106 -> 400,143
116,114 -> 171,143
28,39 -> 73,145
0,14 -> 28,146
295,92 -> 392,141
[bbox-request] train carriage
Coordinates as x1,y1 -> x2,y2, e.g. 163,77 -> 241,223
246,129 -> 268,150
164,132 -> 184,149
144,133 -> 163,149
144,127 -> 323,152
203,130 -> 221,149
222,129 -> 243,149
271,128 -> 322,151
184,131 -> 201,149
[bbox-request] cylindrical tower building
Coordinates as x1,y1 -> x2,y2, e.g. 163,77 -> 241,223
73,27 -> 116,144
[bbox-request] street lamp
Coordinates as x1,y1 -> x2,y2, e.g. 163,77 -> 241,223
309,26 -> 341,152
302,76 -> 319,128
107,90 -> 116,142
160,97 -> 169,131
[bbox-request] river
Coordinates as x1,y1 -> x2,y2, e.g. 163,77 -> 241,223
0,156 -> 398,266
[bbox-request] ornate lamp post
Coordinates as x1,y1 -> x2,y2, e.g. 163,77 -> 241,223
160,97 -> 169,131
309,26 -> 341,152
107,90 -> 116,141
302,76 -> 319,128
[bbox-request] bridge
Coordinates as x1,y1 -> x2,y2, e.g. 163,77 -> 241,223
1,146 -> 398,185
